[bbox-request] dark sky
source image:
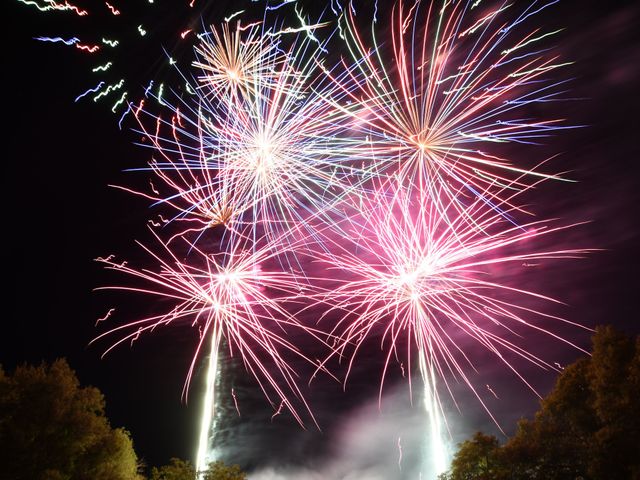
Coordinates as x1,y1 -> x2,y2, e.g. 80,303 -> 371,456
5,0 -> 640,475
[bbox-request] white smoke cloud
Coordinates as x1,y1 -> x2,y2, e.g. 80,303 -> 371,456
249,384 -> 455,480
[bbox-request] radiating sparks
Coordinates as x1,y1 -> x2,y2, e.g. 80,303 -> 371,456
192,22 -> 282,101
130,23 -> 360,245
315,180 -> 590,432
94,230 -> 321,429
328,0 -> 573,211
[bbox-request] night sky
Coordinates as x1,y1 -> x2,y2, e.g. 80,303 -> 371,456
5,0 -> 640,476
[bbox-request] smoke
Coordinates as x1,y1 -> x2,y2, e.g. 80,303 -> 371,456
246,384 -> 454,480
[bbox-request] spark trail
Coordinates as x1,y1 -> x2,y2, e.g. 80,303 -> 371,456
313,179 -> 590,477
93,228 -> 327,471
328,0 -> 573,215
127,20 -> 363,248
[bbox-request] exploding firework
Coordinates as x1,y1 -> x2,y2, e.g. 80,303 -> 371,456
21,0 -> 592,475
93,228 -> 326,470
314,179 -> 589,435
128,20 -> 363,247
326,0 -> 573,211
192,21 -> 284,102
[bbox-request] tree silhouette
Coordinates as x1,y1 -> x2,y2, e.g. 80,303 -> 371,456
440,326 -> 640,480
0,359 -> 142,480
150,458 -> 246,480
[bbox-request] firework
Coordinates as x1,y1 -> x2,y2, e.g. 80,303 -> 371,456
326,0 -> 572,211
128,21 -> 363,246
314,179 -> 589,430
93,229 -> 323,433
22,0 -> 591,475
192,21 -> 283,102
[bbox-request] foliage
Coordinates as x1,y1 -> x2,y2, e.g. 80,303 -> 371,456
201,460 -> 247,480
0,359 -> 142,480
150,458 -> 246,480
438,432 -> 504,480
440,326 -> 640,480
150,458 -> 196,480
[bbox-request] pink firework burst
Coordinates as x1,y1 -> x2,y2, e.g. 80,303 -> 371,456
315,178 -> 590,428
93,228 -> 322,427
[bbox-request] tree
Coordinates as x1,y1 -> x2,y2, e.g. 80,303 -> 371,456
0,359 -> 142,480
150,458 -> 246,480
438,432 -> 506,480
150,458 -> 196,480
585,326 -> 640,478
440,326 -> 640,480
201,461 -> 246,480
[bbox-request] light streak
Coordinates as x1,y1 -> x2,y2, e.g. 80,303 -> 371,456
18,0 -> 87,16
102,38 -> 119,47
196,332 -> 219,474
105,1 -> 120,15
419,349 -> 447,476
231,388 -> 241,417
75,81 -> 105,102
265,0 -> 296,11
486,384 -> 499,399
34,36 -> 79,45
93,79 -> 124,101
76,43 -> 100,53
157,83 -> 164,105
111,91 -> 127,112
92,61 -> 113,72
224,10 -> 244,23
144,80 -> 154,97
118,102 -> 132,128
96,308 -> 115,326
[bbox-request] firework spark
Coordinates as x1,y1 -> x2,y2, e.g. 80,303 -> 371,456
128,22 -> 363,247
192,21 -> 283,102
93,229 -> 324,432
327,0 -> 573,211
315,179 -> 590,431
